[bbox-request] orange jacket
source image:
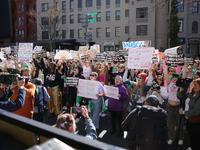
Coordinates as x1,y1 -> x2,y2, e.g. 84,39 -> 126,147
10,82 -> 35,118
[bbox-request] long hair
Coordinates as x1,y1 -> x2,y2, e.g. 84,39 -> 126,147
131,79 -> 145,99
190,78 -> 200,96
56,114 -> 76,131
157,75 -> 164,86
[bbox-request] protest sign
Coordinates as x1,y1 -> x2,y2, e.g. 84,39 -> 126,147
128,47 -> 153,69
0,52 -> 4,58
0,62 -> 4,71
185,57 -> 193,66
107,51 -> 116,56
152,49 -> 159,64
113,56 -> 125,63
123,41 -> 150,50
70,50 -> 79,60
118,49 -> 128,56
93,45 -> 100,53
4,60 -> 15,69
166,54 -> 184,67
79,50 -> 90,57
55,50 -> 72,60
90,48 -> 99,58
95,53 -> 105,62
33,46 -> 43,52
104,85 -> 119,99
18,43 -> 33,62
78,79 -> 99,99
65,77 -> 79,87
79,46 -> 88,52
5,47 -> 11,54
35,51 -> 47,58
107,56 -> 113,63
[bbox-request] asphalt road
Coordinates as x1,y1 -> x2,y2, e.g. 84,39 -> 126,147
43,111 -> 191,150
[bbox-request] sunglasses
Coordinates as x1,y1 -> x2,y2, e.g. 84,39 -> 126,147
169,70 -> 174,72
73,67 -> 78,69
118,67 -> 124,69
90,74 -> 95,77
157,78 -> 163,81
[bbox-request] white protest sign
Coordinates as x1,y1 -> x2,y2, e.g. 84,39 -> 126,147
104,85 -> 119,99
4,60 -> 15,69
128,47 -> 153,69
79,46 -> 88,52
70,50 -> 79,60
93,45 -> 100,53
79,50 -> 90,57
0,62 -> 4,71
0,52 -> 4,58
33,46 -> 43,52
90,48 -> 99,58
123,41 -> 150,50
152,49 -> 159,64
5,47 -> 11,54
18,43 -> 33,62
55,50 -> 72,60
78,79 -> 99,99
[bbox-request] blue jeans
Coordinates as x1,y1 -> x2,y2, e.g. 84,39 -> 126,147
89,98 -> 102,129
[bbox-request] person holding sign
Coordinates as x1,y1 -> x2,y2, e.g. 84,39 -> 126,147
89,72 -> 104,129
107,76 -> 128,137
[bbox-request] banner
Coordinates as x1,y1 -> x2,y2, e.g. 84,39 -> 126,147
66,77 -> 79,87
104,85 -> 119,99
128,47 -> 153,69
78,79 -> 99,99
18,43 -> 33,62
123,41 -> 150,50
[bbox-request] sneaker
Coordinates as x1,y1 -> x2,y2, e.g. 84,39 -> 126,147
47,113 -> 55,118
178,140 -> 183,145
75,117 -> 81,123
101,113 -> 107,117
99,112 -> 102,116
168,139 -> 173,145
109,130 -> 117,135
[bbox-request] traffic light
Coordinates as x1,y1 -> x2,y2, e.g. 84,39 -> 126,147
16,29 -> 18,36
80,13 -> 88,28
86,32 -> 92,41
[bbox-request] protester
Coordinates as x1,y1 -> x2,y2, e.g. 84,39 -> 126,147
56,105 -> 97,140
107,75 -> 128,137
178,78 -> 200,150
121,95 -> 167,150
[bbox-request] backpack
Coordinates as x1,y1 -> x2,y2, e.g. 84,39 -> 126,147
133,106 -> 167,149
34,85 -> 46,113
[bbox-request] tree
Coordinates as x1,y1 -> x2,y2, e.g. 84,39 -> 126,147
27,2 -> 64,51
168,0 -> 180,47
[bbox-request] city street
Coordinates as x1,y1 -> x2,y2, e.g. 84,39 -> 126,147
44,111 -> 191,150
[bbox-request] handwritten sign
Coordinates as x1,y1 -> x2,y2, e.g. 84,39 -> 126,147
33,46 -> 43,52
90,48 -> 99,58
5,47 -> 11,54
78,79 -> 99,99
79,50 -> 90,57
4,60 -> 15,69
0,52 -> 4,58
70,50 -> 79,60
104,85 -> 119,99
128,47 -> 153,69
55,51 -> 72,60
93,45 -> 100,53
66,77 -> 79,87
113,56 -> 125,63
18,43 -> 33,62
123,41 -> 150,50
79,46 -> 88,52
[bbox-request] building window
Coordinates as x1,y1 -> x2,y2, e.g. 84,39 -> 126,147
19,17 -> 21,25
70,29 -> 74,38
115,10 -> 120,20
27,4 -> 29,12
96,12 -> 101,22
137,25 -> 147,36
78,0 -> 82,8
21,5 -> 23,12
42,3 -> 48,12
116,0 -> 120,4
42,31 -> 49,39
56,31 -> 59,37
27,16 -> 29,24
70,0 -> 74,9
106,0 -> 110,5
27,30 -> 30,39
70,15 -> 74,24
19,30 -> 21,39
22,30 -> 24,39
21,17 -> 24,25
97,0 -> 101,6
115,27 -> 120,37
177,0 -> 184,12
62,15 -> 66,24
125,26 -> 129,34
78,14 -> 81,23
86,0 -> 93,7
12,8 -> 15,15
178,20 -> 183,32
193,2 -> 198,13
125,0 -> 129,3
33,4 -> 35,11
33,30 -> 36,40
78,29 -> 82,38
18,5 -> 20,12
106,11 -> 110,21
62,30 -> 66,39
192,21 -> 198,33
62,1 -> 66,10
42,17 -> 49,25
136,8 -> 148,18
12,19 -> 15,27
33,17 -> 36,24
106,27 -> 110,37
96,28 -> 101,37
125,9 -> 129,17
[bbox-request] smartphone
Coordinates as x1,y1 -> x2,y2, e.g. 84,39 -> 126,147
72,107 -> 82,114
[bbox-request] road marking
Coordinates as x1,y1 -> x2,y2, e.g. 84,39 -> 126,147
98,130 -> 107,138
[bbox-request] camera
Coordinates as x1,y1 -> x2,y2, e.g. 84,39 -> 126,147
0,73 -> 28,85
172,73 -> 193,88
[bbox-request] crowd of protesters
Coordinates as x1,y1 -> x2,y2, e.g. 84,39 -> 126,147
0,51 -> 200,150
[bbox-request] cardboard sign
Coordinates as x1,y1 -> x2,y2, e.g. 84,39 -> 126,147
66,77 -> 79,87
185,57 -> 193,66
78,79 -> 99,99
123,41 -> 150,50
70,50 -> 79,60
79,46 -> 88,52
104,85 -> 119,99
18,43 -> 33,62
128,47 -> 153,69
166,54 -> 184,67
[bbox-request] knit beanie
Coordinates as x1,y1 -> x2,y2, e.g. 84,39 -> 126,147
138,73 -> 147,81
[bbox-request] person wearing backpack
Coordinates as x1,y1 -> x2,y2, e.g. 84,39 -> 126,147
33,78 -> 50,122
121,95 -> 167,150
